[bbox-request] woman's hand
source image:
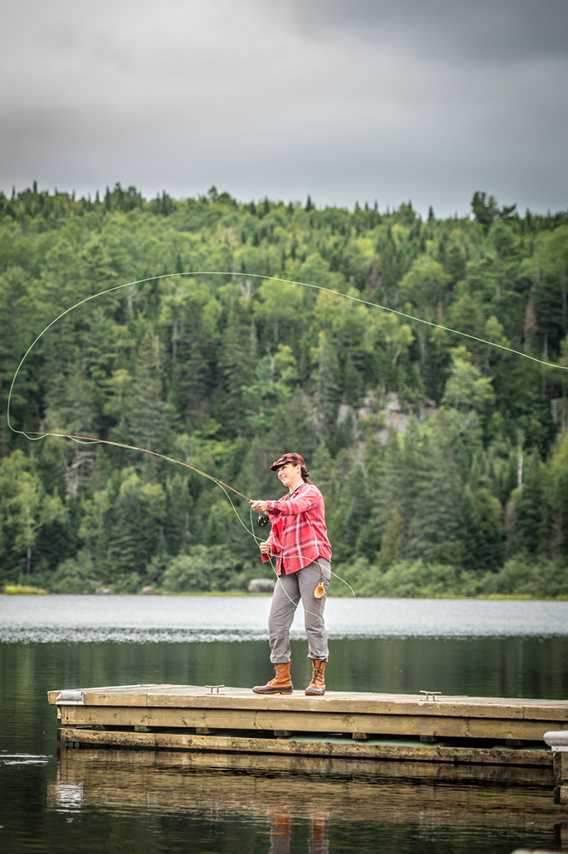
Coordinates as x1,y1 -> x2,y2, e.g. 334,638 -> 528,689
259,541 -> 271,556
250,500 -> 269,513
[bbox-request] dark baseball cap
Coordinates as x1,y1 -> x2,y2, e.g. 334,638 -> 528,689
270,452 -> 305,471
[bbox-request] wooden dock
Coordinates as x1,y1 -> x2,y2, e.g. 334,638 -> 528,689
48,683 -> 568,787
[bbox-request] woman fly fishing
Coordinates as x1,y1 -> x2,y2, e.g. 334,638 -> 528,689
250,452 -> 332,696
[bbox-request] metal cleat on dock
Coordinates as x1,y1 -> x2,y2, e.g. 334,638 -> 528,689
205,685 -> 224,695
419,690 -> 442,703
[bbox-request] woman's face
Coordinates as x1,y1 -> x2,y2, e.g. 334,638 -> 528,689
276,462 -> 301,489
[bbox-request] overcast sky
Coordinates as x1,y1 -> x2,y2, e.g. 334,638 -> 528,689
2,0 -> 567,216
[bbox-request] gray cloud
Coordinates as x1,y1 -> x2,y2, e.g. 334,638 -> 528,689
1,0 -> 567,215
283,0 -> 568,63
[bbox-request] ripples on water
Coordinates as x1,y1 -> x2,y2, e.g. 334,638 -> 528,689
0,753 -> 50,766
1,594 -> 568,643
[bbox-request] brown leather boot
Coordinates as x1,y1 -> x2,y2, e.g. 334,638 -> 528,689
252,662 -> 293,694
305,659 -> 326,696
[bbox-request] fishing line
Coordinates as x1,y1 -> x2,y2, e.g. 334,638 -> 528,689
6,269 -> 564,602
44,431 -> 252,501
6,269 -> 567,447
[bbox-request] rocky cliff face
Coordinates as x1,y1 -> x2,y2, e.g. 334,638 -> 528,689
336,391 -> 437,446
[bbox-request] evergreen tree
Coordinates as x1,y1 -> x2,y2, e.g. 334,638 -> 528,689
0,450 -> 65,579
109,329 -> 170,455
313,331 -> 341,448
462,486 -> 504,570
81,468 -> 167,586
471,192 -> 499,230
217,297 -> 256,436
507,454 -> 549,557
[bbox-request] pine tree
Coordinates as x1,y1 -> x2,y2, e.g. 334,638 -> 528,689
110,330 -> 170,456
217,298 -> 256,436
314,331 -> 341,448
103,469 -> 167,584
507,454 -> 548,556
462,486 -> 504,570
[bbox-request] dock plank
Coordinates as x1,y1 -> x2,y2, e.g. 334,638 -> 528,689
58,703 -> 560,741
58,726 -> 552,767
56,731 -> 551,786
50,683 -> 568,756
48,684 -> 568,722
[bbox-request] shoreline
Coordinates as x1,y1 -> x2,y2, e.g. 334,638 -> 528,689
1,586 -> 568,601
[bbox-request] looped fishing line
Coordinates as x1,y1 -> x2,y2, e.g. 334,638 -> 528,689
6,269 -> 565,603
7,270 -> 567,445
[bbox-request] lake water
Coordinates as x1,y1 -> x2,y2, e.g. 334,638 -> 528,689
1,594 -> 568,854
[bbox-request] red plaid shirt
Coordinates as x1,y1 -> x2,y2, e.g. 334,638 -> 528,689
261,482 -> 332,575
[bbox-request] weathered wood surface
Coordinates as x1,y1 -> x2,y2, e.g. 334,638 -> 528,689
47,747 -> 568,832
553,751 -> 568,803
47,684 -> 568,723
59,726 -> 552,784
58,725 -> 552,764
56,702 -> 562,742
49,684 -> 568,759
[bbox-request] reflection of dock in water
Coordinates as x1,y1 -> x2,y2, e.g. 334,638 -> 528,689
48,748 -> 568,848
48,684 -> 568,793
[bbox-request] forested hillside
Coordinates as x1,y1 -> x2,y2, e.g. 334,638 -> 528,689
1,184 -> 568,596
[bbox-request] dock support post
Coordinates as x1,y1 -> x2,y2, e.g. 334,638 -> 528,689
544,731 -> 568,804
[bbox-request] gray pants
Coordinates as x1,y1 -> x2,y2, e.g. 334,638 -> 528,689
268,558 -> 331,663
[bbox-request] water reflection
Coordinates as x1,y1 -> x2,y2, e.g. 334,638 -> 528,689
267,806 -> 328,854
47,747 -> 567,854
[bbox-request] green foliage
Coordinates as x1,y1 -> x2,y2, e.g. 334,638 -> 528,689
471,192 -> 499,230
442,347 -> 495,414
2,584 -> 48,595
49,550 -> 100,594
0,450 -> 66,579
332,557 -> 568,599
477,557 -> 568,598
161,545 -> 245,592
1,185 -> 568,596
